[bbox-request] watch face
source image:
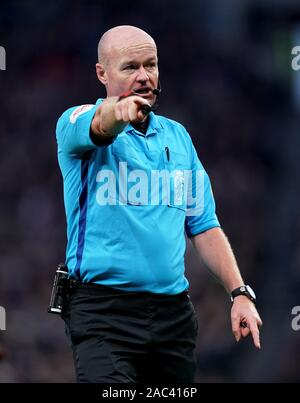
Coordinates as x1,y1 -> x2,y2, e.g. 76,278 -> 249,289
245,285 -> 256,300
230,285 -> 256,303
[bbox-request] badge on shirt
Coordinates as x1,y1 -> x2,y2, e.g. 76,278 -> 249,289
70,104 -> 94,124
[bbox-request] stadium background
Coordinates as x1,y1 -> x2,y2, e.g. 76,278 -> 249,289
0,0 -> 300,382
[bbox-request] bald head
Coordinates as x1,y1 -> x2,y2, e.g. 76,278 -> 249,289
98,25 -> 156,66
95,25 -> 158,98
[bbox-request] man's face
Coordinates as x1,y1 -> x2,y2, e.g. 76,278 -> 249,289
97,42 -> 159,105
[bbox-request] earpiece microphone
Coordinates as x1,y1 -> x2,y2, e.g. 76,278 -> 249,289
118,82 -> 162,116
141,81 -> 162,115
152,80 -> 162,96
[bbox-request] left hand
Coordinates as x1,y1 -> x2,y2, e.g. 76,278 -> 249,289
231,295 -> 262,349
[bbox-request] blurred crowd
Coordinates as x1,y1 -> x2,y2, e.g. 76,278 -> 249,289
0,0 -> 299,382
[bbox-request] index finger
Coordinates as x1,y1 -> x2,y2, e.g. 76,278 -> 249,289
131,95 -> 151,107
131,96 -> 152,117
247,318 -> 261,349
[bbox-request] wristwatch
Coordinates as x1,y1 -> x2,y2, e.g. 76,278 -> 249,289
230,285 -> 256,303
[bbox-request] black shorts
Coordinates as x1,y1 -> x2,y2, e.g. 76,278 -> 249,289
62,283 -> 198,383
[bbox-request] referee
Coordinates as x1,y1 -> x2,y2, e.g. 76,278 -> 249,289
56,25 -> 262,383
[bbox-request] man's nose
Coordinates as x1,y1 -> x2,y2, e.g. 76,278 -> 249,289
136,66 -> 149,82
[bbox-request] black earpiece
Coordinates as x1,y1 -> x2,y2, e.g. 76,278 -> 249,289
141,82 -> 162,115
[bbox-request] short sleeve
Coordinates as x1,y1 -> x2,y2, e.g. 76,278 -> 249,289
56,104 -> 98,156
185,143 -> 220,237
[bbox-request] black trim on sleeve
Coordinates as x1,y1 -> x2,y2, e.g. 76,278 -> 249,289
89,130 -> 117,147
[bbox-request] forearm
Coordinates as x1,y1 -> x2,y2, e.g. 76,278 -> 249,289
191,227 -> 244,293
91,97 -> 128,139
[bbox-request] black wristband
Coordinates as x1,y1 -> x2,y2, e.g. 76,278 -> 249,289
230,285 -> 256,303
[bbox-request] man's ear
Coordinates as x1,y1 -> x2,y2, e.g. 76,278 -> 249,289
96,63 -> 107,85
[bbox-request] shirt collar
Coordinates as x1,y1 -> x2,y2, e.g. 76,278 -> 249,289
126,112 -> 162,137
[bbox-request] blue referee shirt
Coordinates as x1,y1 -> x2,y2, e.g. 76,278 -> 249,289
56,99 -> 220,294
